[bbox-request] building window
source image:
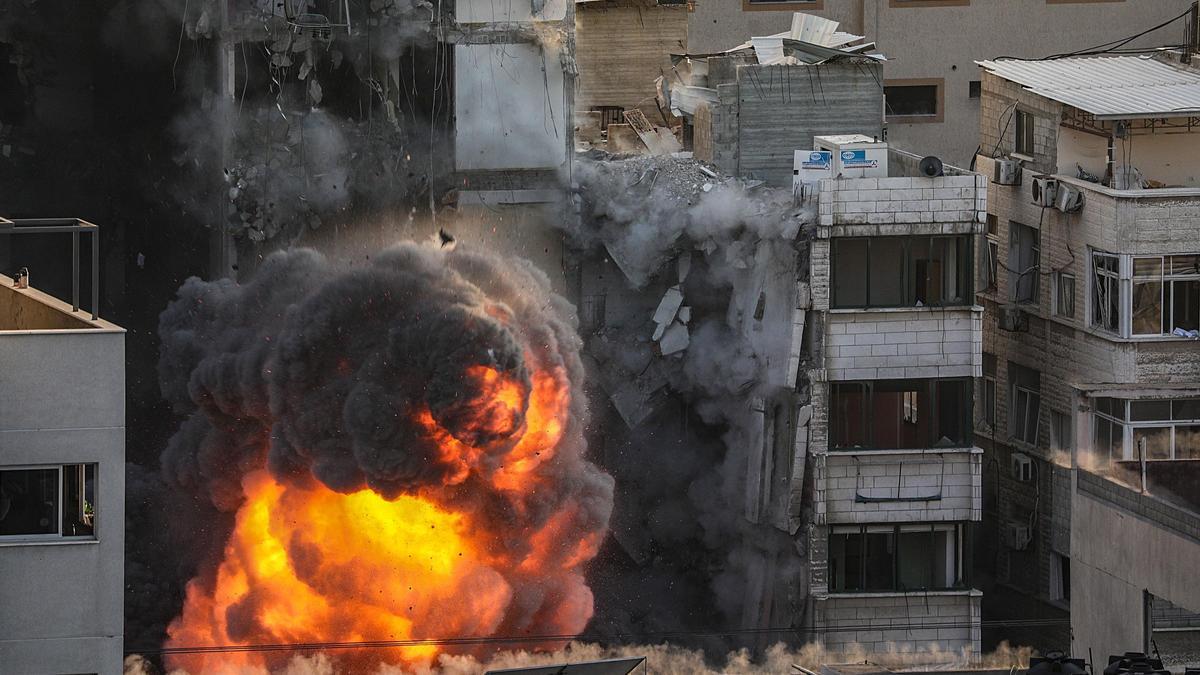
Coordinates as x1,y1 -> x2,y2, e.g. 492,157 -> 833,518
0,464 -> 96,539
1131,255 -> 1200,336
1008,221 -> 1040,304
1091,250 -> 1120,333
1094,397 -> 1200,462
831,378 -> 972,450
982,353 -> 997,431
969,80 -> 982,99
1015,109 -> 1035,156
884,79 -> 944,123
1008,362 -> 1041,446
1053,272 -> 1075,318
829,523 -> 967,593
1050,409 -> 1071,452
1050,552 -> 1070,602
831,235 -> 972,309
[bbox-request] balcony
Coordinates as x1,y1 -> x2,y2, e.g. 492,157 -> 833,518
825,307 -> 983,380
818,448 -> 982,525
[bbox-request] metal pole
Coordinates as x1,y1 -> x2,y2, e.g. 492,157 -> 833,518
72,231 -> 79,312
91,229 -> 99,321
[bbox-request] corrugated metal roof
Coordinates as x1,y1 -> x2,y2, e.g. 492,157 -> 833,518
977,55 -> 1200,119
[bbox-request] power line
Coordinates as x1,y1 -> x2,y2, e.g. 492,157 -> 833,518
993,6 -> 1194,61
128,618 -> 1070,656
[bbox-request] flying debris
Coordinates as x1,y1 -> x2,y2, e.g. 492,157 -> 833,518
439,227 -> 457,248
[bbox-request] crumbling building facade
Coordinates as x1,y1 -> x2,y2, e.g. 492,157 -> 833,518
974,52 -> 1200,654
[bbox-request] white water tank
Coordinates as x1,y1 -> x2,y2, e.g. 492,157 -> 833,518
814,134 -> 889,178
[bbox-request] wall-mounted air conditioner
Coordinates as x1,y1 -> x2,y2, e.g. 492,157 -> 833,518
1003,522 -> 1032,551
999,306 -> 1029,332
1032,175 -> 1058,207
1055,183 -> 1084,213
1011,452 -> 1033,482
994,159 -> 1022,186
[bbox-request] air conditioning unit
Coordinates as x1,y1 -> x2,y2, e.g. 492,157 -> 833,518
993,159 -> 1022,186
999,305 -> 1029,332
1003,522 -> 1032,551
1056,183 -> 1084,213
1032,175 -> 1058,207
1011,452 -> 1033,482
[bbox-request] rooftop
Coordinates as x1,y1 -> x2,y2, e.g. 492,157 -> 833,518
977,53 -> 1200,120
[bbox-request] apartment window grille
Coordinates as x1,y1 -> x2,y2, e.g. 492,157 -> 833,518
1053,272 -> 1075,318
831,378 -> 972,450
1094,397 -> 1200,462
1008,221 -> 1040,304
0,464 -> 97,540
831,235 -> 972,309
1015,109 -> 1035,156
829,523 -> 967,593
1008,362 -> 1041,446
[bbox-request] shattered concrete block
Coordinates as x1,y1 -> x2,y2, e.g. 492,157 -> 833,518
652,285 -> 684,326
678,306 -> 691,324
659,322 -> 690,355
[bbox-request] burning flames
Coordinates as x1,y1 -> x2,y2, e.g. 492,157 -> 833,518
163,357 -> 600,672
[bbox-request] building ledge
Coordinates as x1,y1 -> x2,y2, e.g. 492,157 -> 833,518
828,305 -> 983,315
0,538 -> 100,548
1055,173 -> 1200,200
823,589 -> 983,600
826,446 -> 984,456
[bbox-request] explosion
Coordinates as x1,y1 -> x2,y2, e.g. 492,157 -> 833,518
157,244 -> 613,672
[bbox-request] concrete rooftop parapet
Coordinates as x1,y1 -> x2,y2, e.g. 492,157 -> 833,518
0,274 -> 123,333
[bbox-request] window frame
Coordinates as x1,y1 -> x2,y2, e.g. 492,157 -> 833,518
828,522 -> 968,593
982,354 -> 997,431
1015,109 -> 1036,156
1090,249 -> 1121,334
831,378 -> 974,451
0,463 -> 99,543
883,78 -> 945,124
1008,220 -> 1040,305
832,235 -> 973,309
1130,254 -> 1200,336
1053,271 -> 1076,318
1093,397 -> 1200,462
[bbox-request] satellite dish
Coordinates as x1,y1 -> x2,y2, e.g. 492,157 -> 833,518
919,155 -> 944,177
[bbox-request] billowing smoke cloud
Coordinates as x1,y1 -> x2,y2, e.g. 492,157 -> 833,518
150,243 -> 613,671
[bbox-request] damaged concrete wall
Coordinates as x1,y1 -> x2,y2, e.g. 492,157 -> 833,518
734,61 -> 883,188
575,1 -> 688,118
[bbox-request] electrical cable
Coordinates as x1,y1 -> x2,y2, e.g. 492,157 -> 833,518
992,7 -> 1193,61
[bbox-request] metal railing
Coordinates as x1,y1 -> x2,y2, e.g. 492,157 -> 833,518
0,218 -> 101,321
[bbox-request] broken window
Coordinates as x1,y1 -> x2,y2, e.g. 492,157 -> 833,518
1015,109 -> 1035,156
981,234 -> 999,292
1131,255 -> 1200,336
831,378 -> 972,450
1091,250 -> 1120,333
1098,397 -> 1200,461
1053,272 -> 1075,318
831,235 -> 971,309
0,464 -> 96,539
1008,221 -> 1039,304
830,523 -> 965,593
1008,362 -> 1041,446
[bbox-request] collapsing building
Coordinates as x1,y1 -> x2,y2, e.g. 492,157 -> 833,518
973,52 -> 1200,662
572,129 -> 987,652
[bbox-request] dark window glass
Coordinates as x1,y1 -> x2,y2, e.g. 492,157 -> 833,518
62,464 -> 95,537
832,239 -> 868,307
1131,400 -> 1172,422
0,468 -> 58,536
870,238 -> 906,306
1174,399 -> 1200,421
886,85 -> 939,117
1009,221 -> 1040,304
969,80 -> 981,99
1171,279 -> 1200,332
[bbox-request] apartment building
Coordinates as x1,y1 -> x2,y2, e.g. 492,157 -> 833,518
974,52 -> 1200,651
685,0 -> 1194,167
801,142 -> 986,652
0,219 -> 125,674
